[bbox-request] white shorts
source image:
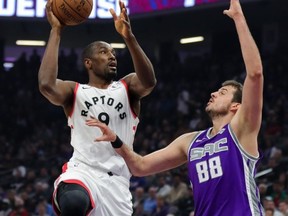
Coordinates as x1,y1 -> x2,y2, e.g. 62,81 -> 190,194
52,161 -> 133,216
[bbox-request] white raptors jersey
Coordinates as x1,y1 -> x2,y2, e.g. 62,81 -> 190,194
68,80 -> 139,180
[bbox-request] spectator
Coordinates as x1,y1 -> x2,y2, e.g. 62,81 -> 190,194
142,187 -> 157,215
166,173 -> 189,205
0,198 -> 12,216
263,196 -> 284,216
33,197 -> 55,216
132,186 -> 146,215
151,195 -> 170,216
156,175 -> 172,199
267,180 -> 287,206
8,196 -> 29,216
279,200 -> 288,216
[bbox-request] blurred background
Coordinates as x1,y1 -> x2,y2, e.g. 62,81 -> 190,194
0,0 -> 288,215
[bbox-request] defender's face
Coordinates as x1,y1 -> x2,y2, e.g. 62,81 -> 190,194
205,85 -> 235,116
88,42 -> 117,81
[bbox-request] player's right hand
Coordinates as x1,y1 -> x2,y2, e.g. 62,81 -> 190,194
46,0 -> 63,29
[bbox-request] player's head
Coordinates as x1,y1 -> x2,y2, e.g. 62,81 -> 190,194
82,41 -> 117,82
205,80 -> 243,118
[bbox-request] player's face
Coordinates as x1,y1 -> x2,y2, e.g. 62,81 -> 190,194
89,42 -> 117,81
205,85 -> 235,117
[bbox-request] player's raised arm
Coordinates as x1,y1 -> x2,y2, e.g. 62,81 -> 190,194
226,0 -> 263,156
38,0 -> 75,112
110,1 -> 156,101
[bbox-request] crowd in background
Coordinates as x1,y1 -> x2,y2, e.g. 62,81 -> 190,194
0,39 -> 288,216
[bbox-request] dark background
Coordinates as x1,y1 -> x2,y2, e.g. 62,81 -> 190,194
0,0 -> 287,57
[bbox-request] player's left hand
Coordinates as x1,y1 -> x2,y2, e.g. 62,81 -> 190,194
110,1 -> 133,39
223,0 -> 244,19
86,117 -> 117,142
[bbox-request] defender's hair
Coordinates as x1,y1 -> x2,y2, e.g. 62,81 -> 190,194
222,80 -> 243,103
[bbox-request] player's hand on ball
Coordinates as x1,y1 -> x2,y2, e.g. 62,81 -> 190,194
110,1 -> 132,39
46,0 -> 63,29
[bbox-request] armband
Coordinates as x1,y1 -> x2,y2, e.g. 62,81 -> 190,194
111,136 -> 123,148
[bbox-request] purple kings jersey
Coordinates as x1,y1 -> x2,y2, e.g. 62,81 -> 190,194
187,124 -> 264,216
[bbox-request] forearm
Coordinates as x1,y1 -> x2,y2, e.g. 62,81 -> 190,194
234,14 -> 262,77
124,35 -> 156,88
38,27 -> 61,89
114,144 -> 146,176
113,139 -> 185,177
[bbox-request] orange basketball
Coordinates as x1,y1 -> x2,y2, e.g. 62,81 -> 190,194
52,0 -> 93,26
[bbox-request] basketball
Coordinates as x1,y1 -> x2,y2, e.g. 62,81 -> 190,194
52,0 -> 93,26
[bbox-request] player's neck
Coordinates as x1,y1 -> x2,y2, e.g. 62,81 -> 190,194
87,83 -> 111,89
87,79 -> 112,89
211,116 -> 231,136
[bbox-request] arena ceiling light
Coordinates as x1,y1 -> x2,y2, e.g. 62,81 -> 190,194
16,40 -> 46,46
3,62 -> 14,70
180,36 -> 204,44
111,43 -> 126,49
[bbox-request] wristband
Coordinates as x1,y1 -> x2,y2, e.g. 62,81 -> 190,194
111,135 -> 123,148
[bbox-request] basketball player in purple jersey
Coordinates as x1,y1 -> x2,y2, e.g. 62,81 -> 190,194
39,0 -> 156,215
87,0 -> 264,215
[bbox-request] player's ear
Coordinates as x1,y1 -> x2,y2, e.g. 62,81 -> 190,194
84,58 -> 91,69
231,102 -> 241,112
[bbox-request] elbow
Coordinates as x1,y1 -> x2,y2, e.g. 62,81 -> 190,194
131,169 -> 146,177
151,77 -> 157,88
249,65 -> 263,80
38,80 -> 53,96
143,66 -> 157,89
144,76 -> 157,91
148,77 -> 157,89
38,67 -> 58,96
128,158 -> 148,177
38,80 -> 47,94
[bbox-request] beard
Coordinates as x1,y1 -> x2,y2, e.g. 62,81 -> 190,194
105,70 -> 117,81
205,105 -> 230,119
100,69 -> 117,82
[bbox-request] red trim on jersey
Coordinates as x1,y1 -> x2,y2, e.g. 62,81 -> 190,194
68,82 -> 79,118
120,79 -> 138,119
62,163 -> 68,173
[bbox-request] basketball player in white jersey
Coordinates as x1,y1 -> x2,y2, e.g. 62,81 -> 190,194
39,0 -> 156,215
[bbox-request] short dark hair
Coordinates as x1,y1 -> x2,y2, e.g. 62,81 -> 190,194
81,41 -> 102,62
222,80 -> 243,103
